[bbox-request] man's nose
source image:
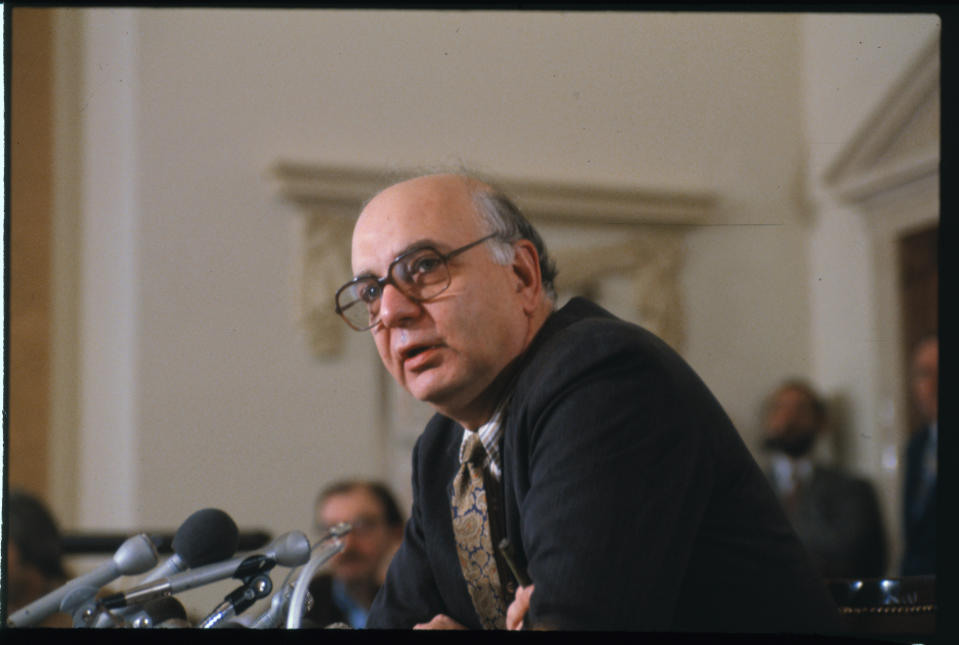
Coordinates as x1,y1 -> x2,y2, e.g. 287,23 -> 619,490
378,283 -> 421,328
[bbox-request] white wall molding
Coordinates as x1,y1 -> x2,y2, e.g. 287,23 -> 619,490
271,162 -> 714,357
823,33 -> 939,205
272,161 -> 719,225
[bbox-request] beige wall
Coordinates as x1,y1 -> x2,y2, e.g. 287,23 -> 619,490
34,8 -> 938,615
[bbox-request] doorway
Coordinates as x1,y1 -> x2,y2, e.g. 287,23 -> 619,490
897,224 -> 938,433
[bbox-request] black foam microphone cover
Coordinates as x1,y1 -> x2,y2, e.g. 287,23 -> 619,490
172,508 -> 239,567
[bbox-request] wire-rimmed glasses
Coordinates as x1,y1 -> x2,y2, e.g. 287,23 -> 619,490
334,233 -> 499,331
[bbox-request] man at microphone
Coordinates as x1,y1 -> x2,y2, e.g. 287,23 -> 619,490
337,172 -> 840,631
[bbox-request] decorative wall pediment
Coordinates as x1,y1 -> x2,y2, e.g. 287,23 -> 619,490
824,33 -> 939,204
271,162 -> 717,357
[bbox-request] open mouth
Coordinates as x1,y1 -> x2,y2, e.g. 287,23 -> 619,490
407,346 -> 430,358
402,344 -> 441,365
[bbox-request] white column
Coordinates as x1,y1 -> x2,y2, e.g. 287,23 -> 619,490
75,8 -> 141,529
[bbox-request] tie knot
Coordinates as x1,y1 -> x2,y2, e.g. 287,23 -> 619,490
462,432 -> 487,467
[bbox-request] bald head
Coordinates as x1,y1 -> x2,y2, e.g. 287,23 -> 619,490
353,174 -> 491,276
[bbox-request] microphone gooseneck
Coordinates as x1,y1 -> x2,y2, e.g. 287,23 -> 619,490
285,523 -> 352,629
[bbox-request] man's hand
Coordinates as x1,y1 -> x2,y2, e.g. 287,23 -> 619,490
506,584 -> 535,630
412,614 -> 467,629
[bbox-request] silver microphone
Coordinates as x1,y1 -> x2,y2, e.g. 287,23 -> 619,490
94,508 -> 240,627
252,522 -> 350,629
99,531 -> 311,610
7,534 -> 159,627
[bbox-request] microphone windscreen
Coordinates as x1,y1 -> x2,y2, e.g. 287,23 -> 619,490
171,508 -> 239,567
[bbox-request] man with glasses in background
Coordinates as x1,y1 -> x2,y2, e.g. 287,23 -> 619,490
304,480 -> 405,628
336,172 -> 840,632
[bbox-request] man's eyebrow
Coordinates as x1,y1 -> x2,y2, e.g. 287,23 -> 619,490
353,238 -> 448,279
397,238 -> 447,255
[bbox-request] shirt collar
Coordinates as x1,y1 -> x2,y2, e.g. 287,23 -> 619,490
770,453 -> 813,491
459,399 -> 508,480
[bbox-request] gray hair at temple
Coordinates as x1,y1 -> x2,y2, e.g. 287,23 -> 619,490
470,186 -> 559,303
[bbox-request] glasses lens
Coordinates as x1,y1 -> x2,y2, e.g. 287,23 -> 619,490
338,279 -> 381,330
335,248 -> 453,331
397,249 -> 450,300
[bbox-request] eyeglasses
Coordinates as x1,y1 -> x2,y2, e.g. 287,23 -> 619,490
334,234 -> 499,331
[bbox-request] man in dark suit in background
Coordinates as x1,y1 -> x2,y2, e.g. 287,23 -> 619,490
901,334 -> 937,576
761,379 -> 887,579
304,480 -> 404,628
6,489 -> 73,627
336,172 -> 840,631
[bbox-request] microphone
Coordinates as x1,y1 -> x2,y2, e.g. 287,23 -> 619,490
99,530 -> 311,610
144,508 -> 240,582
7,533 -> 159,627
127,596 -> 189,628
198,572 -> 273,628
251,522 -> 349,629
214,620 -> 250,628
94,508 -> 239,627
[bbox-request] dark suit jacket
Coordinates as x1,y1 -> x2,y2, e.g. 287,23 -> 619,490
367,298 -> 840,631
901,425 -> 936,576
770,464 -> 887,579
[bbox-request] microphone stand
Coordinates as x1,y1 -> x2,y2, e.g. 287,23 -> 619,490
199,573 -> 274,628
285,523 -> 351,629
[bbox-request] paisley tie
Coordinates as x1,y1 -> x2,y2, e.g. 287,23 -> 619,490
450,432 -> 508,629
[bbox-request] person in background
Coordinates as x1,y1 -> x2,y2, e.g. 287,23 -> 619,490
5,489 -> 73,627
303,480 -> 405,628
338,172 -> 840,631
901,334 -> 937,576
761,379 -> 886,579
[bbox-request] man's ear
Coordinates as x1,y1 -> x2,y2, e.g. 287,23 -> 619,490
510,239 -> 543,313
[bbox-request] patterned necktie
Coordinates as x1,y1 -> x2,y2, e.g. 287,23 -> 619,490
451,432 -> 508,629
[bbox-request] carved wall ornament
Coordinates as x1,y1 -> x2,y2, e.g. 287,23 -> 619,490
553,230 -> 686,351
298,211 -> 356,357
